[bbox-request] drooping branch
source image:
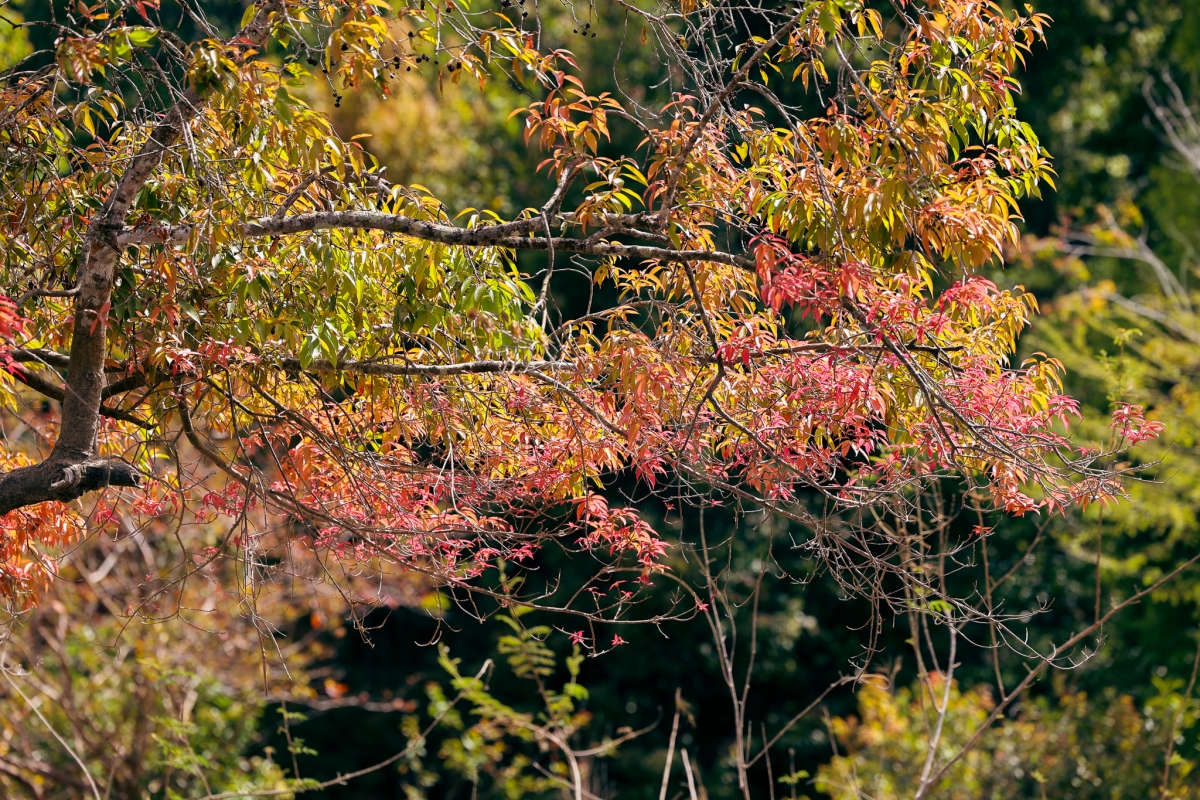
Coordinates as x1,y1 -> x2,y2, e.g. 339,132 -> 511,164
1097,289 -> 1200,345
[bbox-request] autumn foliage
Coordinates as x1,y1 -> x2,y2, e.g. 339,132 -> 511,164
0,0 -> 1157,613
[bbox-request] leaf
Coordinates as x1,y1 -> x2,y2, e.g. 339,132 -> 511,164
273,85 -> 294,123
127,27 -> 158,47
299,333 -> 321,369
239,2 -> 258,27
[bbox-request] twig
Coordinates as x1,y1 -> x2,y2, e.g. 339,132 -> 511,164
196,661 -> 488,799
1159,634 -> 1200,798
682,749 -> 699,800
659,689 -> 682,800
0,659 -> 103,800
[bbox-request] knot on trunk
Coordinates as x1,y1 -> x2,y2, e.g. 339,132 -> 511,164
49,458 -> 141,495
0,457 -> 141,516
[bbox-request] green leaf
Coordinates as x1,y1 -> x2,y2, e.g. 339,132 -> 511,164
274,86 -> 294,124
779,770 -> 810,785
299,333 -> 320,369
127,27 -> 158,47
318,321 -> 340,366
240,3 -> 259,28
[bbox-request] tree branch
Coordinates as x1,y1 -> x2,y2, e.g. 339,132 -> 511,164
0,457 -> 141,516
8,366 -> 151,427
0,0 -> 279,516
116,211 -> 752,269
281,357 -> 574,377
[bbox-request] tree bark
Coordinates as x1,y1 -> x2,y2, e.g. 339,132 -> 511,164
0,0 -> 282,516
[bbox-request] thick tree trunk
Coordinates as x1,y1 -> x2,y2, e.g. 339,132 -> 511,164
0,0 -> 282,516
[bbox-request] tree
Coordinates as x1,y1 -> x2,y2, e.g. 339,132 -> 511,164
0,0 -> 1172,795
0,0 -> 1132,600
815,672 -> 1200,800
